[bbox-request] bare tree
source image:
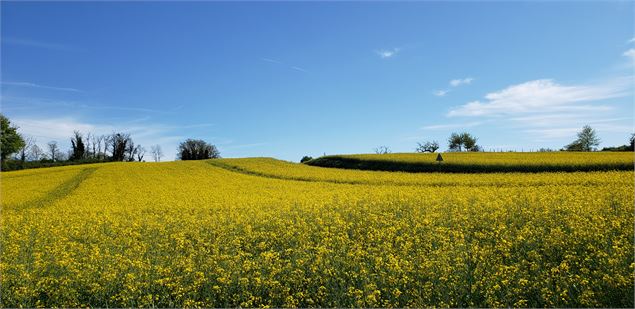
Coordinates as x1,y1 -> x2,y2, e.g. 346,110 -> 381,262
47,141 -> 60,161
151,144 -> 163,162
416,141 -> 440,153
29,144 -> 45,161
374,146 -> 391,154
17,136 -> 35,162
85,132 -> 92,158
95,134 -> 106,159
135,145 -> 145,162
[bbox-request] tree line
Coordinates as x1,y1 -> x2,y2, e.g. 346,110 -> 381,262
1,114 -> 220,171
366,125 -> 633,157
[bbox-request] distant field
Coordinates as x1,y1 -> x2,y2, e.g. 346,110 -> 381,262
306,152 -> 635,173
1,157 -> 633,307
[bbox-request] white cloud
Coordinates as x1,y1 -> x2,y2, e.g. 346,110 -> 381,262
291,66 -> 308,73
623,48 -> 635,59
375,48 -> 400,59
433,90 -> 449,97
448,78 -> 629,117
2,81 -> 82,92
421,121 -> 484,130
525,123 -> 633,140
450,77 -> 474,87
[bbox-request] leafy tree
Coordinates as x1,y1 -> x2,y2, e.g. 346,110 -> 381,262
109,133 -> 130,161
70,131 -> 86,161
448,133 -> 463,151
461,133 -> 478,151
565,125 -> 600,151
300,156 -> 313,163
448,132 -> 479,152
0,114 -> 25,162
416,141 -> 440,153
178,139 -> 220,160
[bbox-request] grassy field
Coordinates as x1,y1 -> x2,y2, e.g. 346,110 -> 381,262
306,152 -> 635,173
1,155 -> 634,307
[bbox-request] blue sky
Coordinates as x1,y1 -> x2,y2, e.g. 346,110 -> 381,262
1,1 -> 633,161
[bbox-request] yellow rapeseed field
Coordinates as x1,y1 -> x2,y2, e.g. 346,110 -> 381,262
1,156 -> 633,307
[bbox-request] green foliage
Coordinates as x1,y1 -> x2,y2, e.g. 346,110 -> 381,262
70,131 -> 86,161
1,158 -> 108,172
178,139 -> 220,160
0,114 -> 25,163
300,156 -> 313,163
565,125 -> 600,151
306,153 -> 634,173
448,132 -> 479,151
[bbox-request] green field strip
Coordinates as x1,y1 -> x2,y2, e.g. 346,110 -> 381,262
6,167 -> 98,211
306,155 -> 635,173
206,160 -> 625,188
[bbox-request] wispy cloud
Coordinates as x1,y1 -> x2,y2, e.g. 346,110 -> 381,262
1,96 -> 174,114
1,37 -> 76,51
375,48 -> 400,59
450,77 -> 474,87
433,90 -> 449,97
291,66 -> 308,73
260,57 -> 308,73
421,121 -> 484,130
525,123 -> 633,140
448,78 -> 629,117
623,48 -> 635,60
434,77 -> 475,97
2,81 -> 82,92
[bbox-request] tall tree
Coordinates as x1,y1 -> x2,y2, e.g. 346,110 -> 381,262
18,136 -> 35,162
448,133 -> 463,151
70,131 -> 86,161
461,133 -> 478,151
109,133 -> 130,161
135,145 -> 145,162
47,141 -> 60,161
448,132 -> 479,152
0,114 -> 25,162
29,144 -> 45,161
565,125 -> 600,151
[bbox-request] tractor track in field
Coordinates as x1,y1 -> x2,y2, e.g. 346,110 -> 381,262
6,167 -> 98,211
206,160 -> 625,189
